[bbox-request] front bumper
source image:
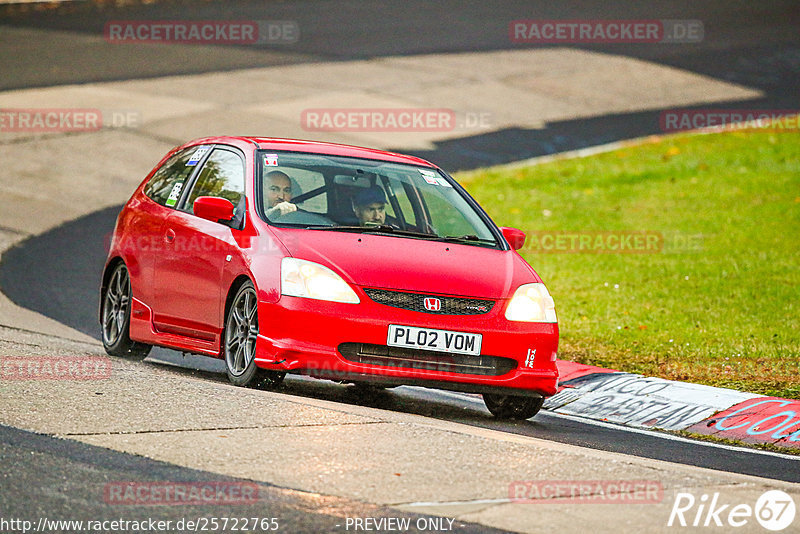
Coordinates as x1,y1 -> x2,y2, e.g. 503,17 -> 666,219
254,293 -> 559,397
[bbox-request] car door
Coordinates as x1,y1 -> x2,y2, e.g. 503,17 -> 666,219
152,147 -> 246,341
133,146 -> 203,310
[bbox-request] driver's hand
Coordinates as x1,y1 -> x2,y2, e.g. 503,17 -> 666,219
268,201 -> 297,217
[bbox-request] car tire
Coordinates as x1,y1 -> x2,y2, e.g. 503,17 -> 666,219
224,281 -> 285,389
482,393 -> 544,420
101,262 -> 152,359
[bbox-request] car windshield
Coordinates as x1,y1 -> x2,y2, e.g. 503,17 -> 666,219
258,151 -> 498,247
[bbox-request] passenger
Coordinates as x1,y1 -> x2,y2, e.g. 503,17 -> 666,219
353,186 -> 387,226
265,171 -> 298,219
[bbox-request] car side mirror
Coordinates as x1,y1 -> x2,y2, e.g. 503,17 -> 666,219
194,196 -> 235,224
500,226 -> 526,250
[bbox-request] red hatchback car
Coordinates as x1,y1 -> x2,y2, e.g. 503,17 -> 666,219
101,137 -> 559,419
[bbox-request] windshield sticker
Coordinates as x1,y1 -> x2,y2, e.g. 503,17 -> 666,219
264,154 -> 279,166
420,169 -> 452,188
420,169 -> 440,185
165,181 -> 183,207
186,146 -> 210,166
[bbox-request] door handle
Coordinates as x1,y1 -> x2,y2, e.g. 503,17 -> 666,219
164,228 -> 176,243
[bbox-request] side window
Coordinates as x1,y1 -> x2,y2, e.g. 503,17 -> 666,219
143,146 -> 207,207
377,181 -> 397,220
385,176 -> 417,225
184,149 -> 245,214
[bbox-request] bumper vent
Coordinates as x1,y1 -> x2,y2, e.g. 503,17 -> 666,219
338,343 -> 516,376
363,288 -> 494,315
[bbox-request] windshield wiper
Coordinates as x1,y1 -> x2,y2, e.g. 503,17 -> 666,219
307,226 -> 498,245
438,234 -> 498,246
307,225 -> 434,239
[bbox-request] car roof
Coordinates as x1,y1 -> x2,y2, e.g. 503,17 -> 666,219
188,136 -> 437,168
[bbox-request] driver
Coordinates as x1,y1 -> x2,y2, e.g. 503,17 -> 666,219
353,186 -> 387,226
265,171 -> 298,219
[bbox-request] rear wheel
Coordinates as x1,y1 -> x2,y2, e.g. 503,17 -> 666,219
482,393 -> 544,420
224,281 -> 285,388
101,262 -> 151,359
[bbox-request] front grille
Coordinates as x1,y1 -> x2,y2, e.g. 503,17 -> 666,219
363,288 -> 494,315
338,343 -> 516,376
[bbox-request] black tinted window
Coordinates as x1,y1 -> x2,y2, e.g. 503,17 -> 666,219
184,149 -> 245,214
143,145 -> 210,207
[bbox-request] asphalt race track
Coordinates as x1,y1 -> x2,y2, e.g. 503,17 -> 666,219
1,205 -> 799,484
1,0 -> 799,169
0,424 -> 508,533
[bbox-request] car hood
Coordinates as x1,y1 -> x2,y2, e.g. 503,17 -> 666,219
272,228 -> 539,299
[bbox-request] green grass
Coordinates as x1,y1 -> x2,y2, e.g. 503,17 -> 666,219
456,130 -> 800,399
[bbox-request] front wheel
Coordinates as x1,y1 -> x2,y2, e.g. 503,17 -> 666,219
224,281 -> 285,389
101,262 -> 151,359
482,393 -> 544,420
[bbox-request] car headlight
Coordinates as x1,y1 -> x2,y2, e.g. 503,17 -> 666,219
505,283 -> 557,323
281,258 -> 360,304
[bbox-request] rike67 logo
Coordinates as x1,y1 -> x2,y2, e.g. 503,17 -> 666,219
668,490 -> 796,531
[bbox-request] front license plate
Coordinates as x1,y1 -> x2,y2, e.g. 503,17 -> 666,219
387,325 -> 482,356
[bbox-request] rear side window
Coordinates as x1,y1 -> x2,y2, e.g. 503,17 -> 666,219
143,145 -> 209,207
184,148 -> 245,214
